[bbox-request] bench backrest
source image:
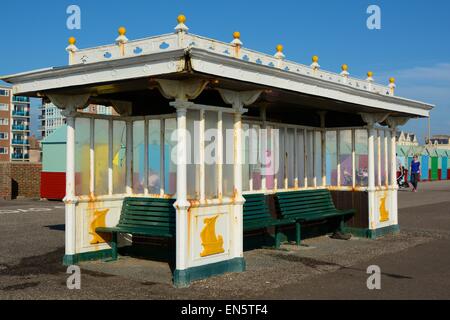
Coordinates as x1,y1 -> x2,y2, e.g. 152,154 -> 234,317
243,194 -> 273,226
276,189 -> 337,219
119,197 -> 176,233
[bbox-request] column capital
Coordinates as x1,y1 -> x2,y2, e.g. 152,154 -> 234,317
155,79 -> 208,101
217,89 -> 262,113
386,116 -> 409,129
360,112 -> 390,128
47,93 -> 90,117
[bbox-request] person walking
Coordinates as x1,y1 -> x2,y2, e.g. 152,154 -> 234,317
410,155 -> 421,192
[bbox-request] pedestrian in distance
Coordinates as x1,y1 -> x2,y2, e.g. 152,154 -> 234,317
410,155 -> 421,192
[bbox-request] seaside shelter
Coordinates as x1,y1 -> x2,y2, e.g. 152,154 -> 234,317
1,16 -> 434,287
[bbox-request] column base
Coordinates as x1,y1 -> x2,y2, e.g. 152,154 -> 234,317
63,249 -> 113,266
173,257 -> 246,288
344,225 -> 400,239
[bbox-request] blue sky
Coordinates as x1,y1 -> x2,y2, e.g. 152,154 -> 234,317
1,0 -> 449,141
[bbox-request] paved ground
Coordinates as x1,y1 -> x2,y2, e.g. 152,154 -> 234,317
0,181 -> 449,299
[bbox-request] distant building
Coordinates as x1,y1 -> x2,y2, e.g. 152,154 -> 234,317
40,102 -> 117,138
426,135 -> 450,149
396,131 -> 419,146
0,85 -> 31,162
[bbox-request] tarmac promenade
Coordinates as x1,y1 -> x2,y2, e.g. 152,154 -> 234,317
0,181 -> 449,299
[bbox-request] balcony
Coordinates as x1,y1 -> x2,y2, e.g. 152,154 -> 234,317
12,124 -> 28,131
11,153 -> 29,160
12,139 -> 29,145
12,96 -> 30,103
12,110 -> 30,117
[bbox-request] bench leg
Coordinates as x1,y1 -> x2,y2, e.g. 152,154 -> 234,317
111,232 -> 118,261
339,216 -> 345,233
275,227 -> 281,249
295,222 -> 301,246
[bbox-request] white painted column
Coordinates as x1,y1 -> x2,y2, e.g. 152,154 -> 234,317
160,119 -> 166,196
199,110 -> 206,201
174,102 -> 190,271
284,127 -> 288,189
352,129 -> 356,189
377,130 -> 382,187
384,131 -> 389,186
390,126 -> 399,225
65,116 -> 76,257
304,129 -> 308,187
89,118 -> 95,196
126,120 -> 133,194
233,109 -> 244,258
108,119 -> 113,195
336,129 -> 341,187
367,124 -> 376,229
144,119 -> 149,195
217,112 -> 223,198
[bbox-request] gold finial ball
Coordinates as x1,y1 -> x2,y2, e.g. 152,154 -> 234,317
342,64 -> 348,71
68,37 -> 76,45
312,55 -> 319,63
233,31 -> 241,39
276,44 -> 284,52
389,77 -> 396,84
367,71 -> 374,77
177,14 -> 186,24
118,26 -> 127,36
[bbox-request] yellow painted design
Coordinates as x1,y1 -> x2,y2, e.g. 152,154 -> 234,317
200,215 -> 224,257
312,55 -> 319,62
342,64 -> 348,71
389,77 -> 396,84
68,37 -> 76,45
233,31 -> 241,39
276,44 -> 284,52
89,209 -> 109,244
379,193 -> 389,222
367,71 -> 373,77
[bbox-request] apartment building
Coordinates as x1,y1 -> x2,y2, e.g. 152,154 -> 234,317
0,85 -> 31,161
40,102 -> 116,138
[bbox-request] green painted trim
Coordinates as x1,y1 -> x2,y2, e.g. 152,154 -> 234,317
173,257 -> 246,288
344,225 -> 400,239
63,249 -> 113,266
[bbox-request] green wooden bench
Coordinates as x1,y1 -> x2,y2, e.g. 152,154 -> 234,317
275,189 -> 355,245
96,197 -> 176,260
243,194 -> 296,248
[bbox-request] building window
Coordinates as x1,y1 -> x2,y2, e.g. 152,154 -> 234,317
0,89 -> 10,97
0,103 -> 9,111
0,147 -> 8,154
0,132 -> 8,140
0,118 -> 9,125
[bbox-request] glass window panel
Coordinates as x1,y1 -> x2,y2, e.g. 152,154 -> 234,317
242,123 -> 250,191
339,130 -> 353,186
148,119 -> 161,195
133,121 -> 145,194
187,110 -> 199,199
314,131 -> 322,186
381,130 -> 387,186
75,118 -> 90,196
355,129 -> 368,187
265,126 -> 276,190
165,118 -> 177,195
306,130 -> 315,187
250,125 -> 261,191
222,113 -> 234,197
286,128 -> 295,188
297,130 -> 305,188
112,121 -> 126,194
94,119 -> 109,195
326,131 -> 337,186
205,111 -> 218,198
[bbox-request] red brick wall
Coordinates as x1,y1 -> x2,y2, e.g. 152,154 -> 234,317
0,162 -> 42,200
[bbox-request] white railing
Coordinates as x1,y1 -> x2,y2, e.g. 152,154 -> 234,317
70,32 -> 391,96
